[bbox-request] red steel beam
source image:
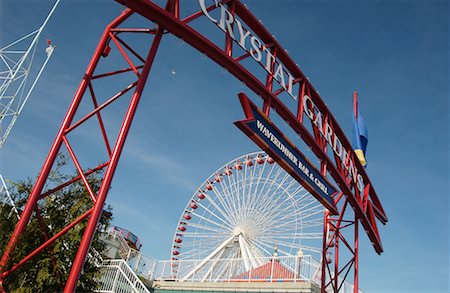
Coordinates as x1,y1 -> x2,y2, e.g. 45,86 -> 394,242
64,26 -> 165,293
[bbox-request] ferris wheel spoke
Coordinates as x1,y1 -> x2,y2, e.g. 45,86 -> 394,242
249,238 -> 276,257
262,187 -> 313,222
275,217 -> 323,232
250,190 -> 290,228
259,238 -> 299,254
260,237 -> 298,255
275,233 -> 323,239
253,169 -> 293,213
195,194 -> 237,228
216,177 -> 240,223
213,262 -> 231,281
263,198 -> 301,227
217,171 -> 244,219
244,159 -> 265,220
272,203 -> 319,227
300,207 -> 324,220
180,238 -> 231,259
232,164 -> 247,219
268,199 -> 323,228
248,245 -> 265,261
182,232 -> 226,238
240,166 -> 257,221
181,242 -> 222,258
301,219 -> 324,229
210,188 -> 238,226
298,245 -> 322,254
245,161 -> 277,218
202,189 -> 237,227
185,237 -> 225,249
191,209 -> 234,231
180,235 -> 236,281
229,168 -> 248,219
218,179 -> 246,224
297,200 -> 324,215
187,222 -> 223,234
255,192 -> 316,234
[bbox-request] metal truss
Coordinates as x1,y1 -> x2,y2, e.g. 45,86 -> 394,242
0,0 -> 59,150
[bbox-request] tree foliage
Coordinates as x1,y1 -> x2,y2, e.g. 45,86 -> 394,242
0,154 -> 112,292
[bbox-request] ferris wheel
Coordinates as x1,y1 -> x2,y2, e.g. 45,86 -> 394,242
170,151 -> 325,281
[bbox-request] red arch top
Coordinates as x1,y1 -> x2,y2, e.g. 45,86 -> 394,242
116,0 -> 387,253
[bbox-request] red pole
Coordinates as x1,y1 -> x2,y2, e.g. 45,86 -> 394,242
354,215 -> 359,293
353,91 -> 358,120
321,211 -> 328,293
64,28 -> 164,292
334,225 -> 339,292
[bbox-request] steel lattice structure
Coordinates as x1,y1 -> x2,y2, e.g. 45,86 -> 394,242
0,0 -> 58,245
0,0 -> 58,150
0,1 -> 387,292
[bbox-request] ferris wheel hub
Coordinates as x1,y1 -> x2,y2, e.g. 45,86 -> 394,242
233,227 -> 246,237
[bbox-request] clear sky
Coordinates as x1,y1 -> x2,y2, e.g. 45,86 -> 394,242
1,0 -> 448,292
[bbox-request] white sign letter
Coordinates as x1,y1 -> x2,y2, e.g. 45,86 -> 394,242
303,95 -> 314,120
218,4 -> 236,40
199,0 -> 218,23
234,19 -> 251,50
250,36 -> 262,61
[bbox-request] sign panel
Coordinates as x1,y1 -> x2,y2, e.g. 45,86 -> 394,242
234,93 -> 338,214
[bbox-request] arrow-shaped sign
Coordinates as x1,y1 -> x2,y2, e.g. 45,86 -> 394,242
234,93 -> 338,214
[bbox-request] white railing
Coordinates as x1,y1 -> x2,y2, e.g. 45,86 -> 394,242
98,233 -> 361,292
154,255 -> 321,284
97,259 -> 150,293
103,231 -> 157,280
96,254 -> 362,293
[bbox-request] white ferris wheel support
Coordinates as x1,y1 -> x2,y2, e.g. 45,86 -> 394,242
0,0 -> 60,150
171,151 -> 325,282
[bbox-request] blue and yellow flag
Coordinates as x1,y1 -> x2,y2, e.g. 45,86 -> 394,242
352,91 -> 368,167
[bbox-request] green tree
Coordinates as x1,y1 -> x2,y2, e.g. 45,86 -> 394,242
0,155 -> 112,292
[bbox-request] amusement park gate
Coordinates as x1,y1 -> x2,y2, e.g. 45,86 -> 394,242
0,1 -> 387,292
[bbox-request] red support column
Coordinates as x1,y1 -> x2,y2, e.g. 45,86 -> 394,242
0,10 -> 133,291
64,28 -> 164,293
334,224 -> 340,292
321,211 -> 329,293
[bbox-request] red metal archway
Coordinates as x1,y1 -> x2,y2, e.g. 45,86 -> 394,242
0,1 -> 387,292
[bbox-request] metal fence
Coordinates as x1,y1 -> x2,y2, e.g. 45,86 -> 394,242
154,255 -> 321,284
97,259 -> 150,293
97,233 -> 361,293
96,256 -> 362,293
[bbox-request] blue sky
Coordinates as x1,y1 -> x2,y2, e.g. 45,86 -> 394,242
1,0 -> 448,292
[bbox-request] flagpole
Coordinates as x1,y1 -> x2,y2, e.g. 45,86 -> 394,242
353,90 -> 360,292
